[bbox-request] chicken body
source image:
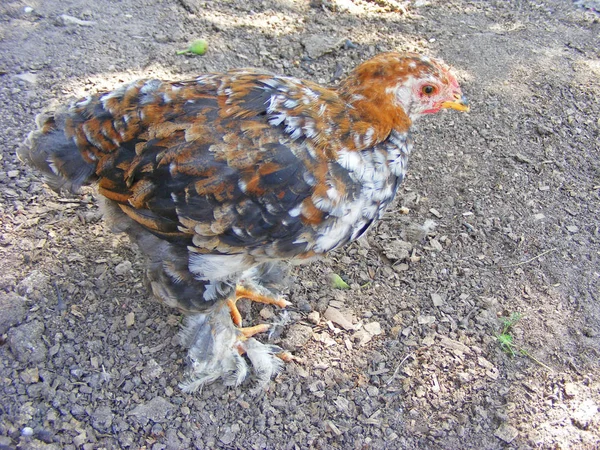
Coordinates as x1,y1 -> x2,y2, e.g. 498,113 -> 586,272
20,53 -> 468,389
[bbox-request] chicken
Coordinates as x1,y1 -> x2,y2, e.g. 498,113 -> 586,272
19,52 -> 469,390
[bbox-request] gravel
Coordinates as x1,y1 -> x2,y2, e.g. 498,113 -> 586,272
1,0 -> 599,448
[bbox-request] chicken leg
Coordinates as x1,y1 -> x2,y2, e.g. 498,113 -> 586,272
228,285 -> 291,327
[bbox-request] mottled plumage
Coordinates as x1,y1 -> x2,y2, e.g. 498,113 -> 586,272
20,52 -> 468,388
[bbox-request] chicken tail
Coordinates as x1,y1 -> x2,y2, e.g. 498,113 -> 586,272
19,108 -> 96,193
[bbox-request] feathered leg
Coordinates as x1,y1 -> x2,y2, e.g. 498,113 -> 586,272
179,298 -> 288,392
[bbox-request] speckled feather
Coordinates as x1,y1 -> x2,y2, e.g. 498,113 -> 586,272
21,52 -> 465,312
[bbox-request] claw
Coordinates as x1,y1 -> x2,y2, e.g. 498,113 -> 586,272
228,285 -> 290,327
239,324 -> 270,339
276,351 -> 293,362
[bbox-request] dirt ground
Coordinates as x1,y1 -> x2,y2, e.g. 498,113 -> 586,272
0,0 -> 599,448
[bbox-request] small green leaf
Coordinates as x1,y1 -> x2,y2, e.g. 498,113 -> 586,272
330,273 -> 350,290
176,39 -> 208,56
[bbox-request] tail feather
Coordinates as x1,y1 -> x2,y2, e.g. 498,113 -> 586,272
19,108 -> 96,193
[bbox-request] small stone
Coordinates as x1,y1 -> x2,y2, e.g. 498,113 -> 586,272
324,306 -> 354,330
20,367 -> 40,384
571,399 -> 597,429
431,293 -> 444,307
21,427 -> 34,437
313,332 -> 336,347
384,240 -> 412,261
115,260 -> 132,276
91,406 -> 113,433
73,431 -> 87,447
513,153 -> 532,164
439,337 -> 471,354
17,270 -> 49,300
422,335 -> 435,346
334,396 -> 349,413
417,315 -> 436,325
129,397 -> 174,425
494,423 -> 518,443
220,428 -> 236,445
302,34 -> 345,59
125,312 -> 135,327
7,170 -> 20,177
564,382 -> 578,398
429,239 -> 443,252
394,263 -> 409,272
364,322 -> 382,336
281,324 -> 313,350
56,14 -> 96,27
141,359 -> 163,383
429,208 -> 442,218
533,213 -> 546,221
0,292 -> 28,334
15,73 -> 37,84
307,311 -> 320,324
566,225 -> 579,233
327,421 -> 342,436
352,328 -> 372,346
8,320 -> 48,363
259,307 -> 274,320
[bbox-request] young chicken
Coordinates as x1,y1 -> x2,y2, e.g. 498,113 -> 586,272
19,52 -> 469,390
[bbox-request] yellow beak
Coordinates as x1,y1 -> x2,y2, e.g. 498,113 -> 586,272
441,95 -> 470,112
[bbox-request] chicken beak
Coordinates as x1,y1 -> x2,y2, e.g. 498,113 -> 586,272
441,95 -> 470,112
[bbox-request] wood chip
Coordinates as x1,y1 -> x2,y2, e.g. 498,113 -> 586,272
324,306 -> 355,330
327,420 -> 343,436
440,337 -> 471,354
429,208 -> 442,218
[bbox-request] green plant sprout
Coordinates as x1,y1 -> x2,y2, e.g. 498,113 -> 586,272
497,312 -> 553,372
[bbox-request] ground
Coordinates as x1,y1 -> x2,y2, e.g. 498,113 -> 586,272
0,0 -> 599,449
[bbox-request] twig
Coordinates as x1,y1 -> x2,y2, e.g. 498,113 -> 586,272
501,248 -> 557,268
385,353 -> 412,385
53,281 -> 66,313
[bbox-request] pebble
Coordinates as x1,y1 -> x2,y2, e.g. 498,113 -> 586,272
431,293 -> 444,307
324,306 -> 355,330
55,14 -> 96,27
281,324 -> 312,350
129,397 -> 174,425
73,431 -> 87,447
115,260 -> 132,275
20,367 -> 40,384
571,399 -> 597,429
429,208 -> 442,218
494,423 -> 518,443
8,320 -> 48,363
363,322 -> 382,336
220,428 -> 236,445
0,292 -> 27,334
307,311 -> 320,324
302,35 -> 346,59
141,359 -> 163,382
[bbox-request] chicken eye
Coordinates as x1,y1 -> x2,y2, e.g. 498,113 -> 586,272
422,85 -> 436,95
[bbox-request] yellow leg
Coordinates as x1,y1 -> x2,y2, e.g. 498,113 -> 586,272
227,285 -> 291,327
